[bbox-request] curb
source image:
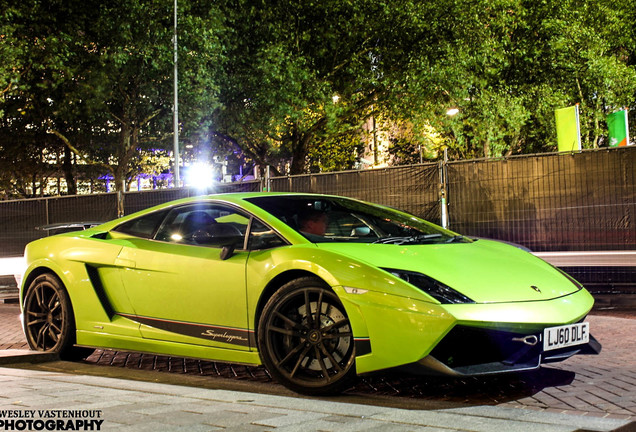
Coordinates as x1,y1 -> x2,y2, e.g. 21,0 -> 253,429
0,350 -> 60,365
0,295 -> 19,304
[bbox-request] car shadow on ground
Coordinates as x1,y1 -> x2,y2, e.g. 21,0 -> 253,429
82,349 -> 575,407
353,367 -> 576,404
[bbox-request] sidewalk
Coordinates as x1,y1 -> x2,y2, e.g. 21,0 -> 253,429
0,303 -> 634,431
0,364 -> 632,432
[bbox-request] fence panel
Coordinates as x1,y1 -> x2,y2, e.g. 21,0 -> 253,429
48,193 -> 118,224
0,199 -> 48,256
124,181 -> 262,215
124,189 -> 191,215
447,148 -> 635,252
0,180 -> 263,256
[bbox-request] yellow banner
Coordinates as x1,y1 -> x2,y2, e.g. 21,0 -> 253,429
556,105 -> 581,152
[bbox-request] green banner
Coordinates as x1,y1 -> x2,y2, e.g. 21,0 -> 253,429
607,109 -> 629,147
555,105 -> 581,152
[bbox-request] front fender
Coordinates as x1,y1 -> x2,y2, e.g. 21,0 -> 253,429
245,245 -> 448,373
248,245 -> 433,303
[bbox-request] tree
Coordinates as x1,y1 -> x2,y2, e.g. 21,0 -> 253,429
0,7 -> 28,103
0,107 -> 56,198
385,119 -> 443,165
3,0 -> 635,191
1,0 -> 222,209
1,1 -> 90,197
416,0 -> 636,158
210,0 -> 449,174
70,0 -> 222,214
528,0 -> 636,149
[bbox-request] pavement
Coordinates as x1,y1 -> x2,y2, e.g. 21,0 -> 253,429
1,303 -> 635,432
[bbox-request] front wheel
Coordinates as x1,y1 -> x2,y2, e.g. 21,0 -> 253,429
23,273 -> 91,360
258,277 -> 356,395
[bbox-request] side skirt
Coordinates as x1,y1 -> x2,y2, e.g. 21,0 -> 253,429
75,330 -> 262,366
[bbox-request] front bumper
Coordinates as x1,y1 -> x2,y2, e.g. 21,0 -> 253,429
339,285 -> 597,375
398,324 -> 602,376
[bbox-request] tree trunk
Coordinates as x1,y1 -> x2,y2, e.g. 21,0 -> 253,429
289,145 -> 307,174
483,136 -> 491,159
113,165 -> 126,217
63,145 -> 77,195
113,121 -> 132,217
289,127 -> 312,175
593,99 -> 601,148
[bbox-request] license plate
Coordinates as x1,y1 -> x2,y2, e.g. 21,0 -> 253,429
543,322 -> 590,352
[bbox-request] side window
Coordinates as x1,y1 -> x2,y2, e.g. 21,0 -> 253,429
113,209 -> 169,239
249,219 -> 286,250
154,203 -> 249,248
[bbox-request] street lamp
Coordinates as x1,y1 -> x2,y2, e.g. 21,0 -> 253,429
173,0 -> 180,187
440,107 -> 458,229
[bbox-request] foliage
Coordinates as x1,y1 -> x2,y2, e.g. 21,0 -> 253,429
1,0 -> 635,198
210,0 -> 443,174
386,119 -> 443,165
0,0 -> 221,202
307,131 -> 363,173
0,112 -> 56,198
422,0 -> 636,157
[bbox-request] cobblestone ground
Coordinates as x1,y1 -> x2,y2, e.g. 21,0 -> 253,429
2,304 -> 634,422
0,304 -> 27,350
498,315 -> 636,420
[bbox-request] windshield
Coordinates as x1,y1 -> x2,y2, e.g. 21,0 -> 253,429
246,195 -> 470,245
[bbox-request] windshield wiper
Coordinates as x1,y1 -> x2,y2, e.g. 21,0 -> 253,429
445,235 -> 468,243
373,234 -> 443,245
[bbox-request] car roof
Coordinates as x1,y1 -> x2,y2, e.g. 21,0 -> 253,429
94,192 -> 342,234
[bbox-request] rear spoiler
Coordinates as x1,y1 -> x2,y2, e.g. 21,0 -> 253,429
36,222 -> 104,231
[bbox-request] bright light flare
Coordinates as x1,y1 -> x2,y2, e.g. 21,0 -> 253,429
185,163 -> 214,189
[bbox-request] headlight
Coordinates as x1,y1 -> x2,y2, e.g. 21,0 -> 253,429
382,268 -> 475,304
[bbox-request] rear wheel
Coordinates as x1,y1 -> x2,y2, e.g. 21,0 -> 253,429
23,273 -> 91,360
258,277 -> 356,395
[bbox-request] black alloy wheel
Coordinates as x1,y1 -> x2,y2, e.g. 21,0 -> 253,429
23,273 -> 88,360
258,277 -> 356,395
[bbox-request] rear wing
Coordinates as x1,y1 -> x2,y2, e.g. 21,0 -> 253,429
36,222 -> 104,235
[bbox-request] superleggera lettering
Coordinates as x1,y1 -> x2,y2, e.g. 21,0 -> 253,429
201,329 -> 248,343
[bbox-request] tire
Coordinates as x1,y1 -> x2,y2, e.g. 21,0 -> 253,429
23,273 -> 92,361
258,277 -> 356,395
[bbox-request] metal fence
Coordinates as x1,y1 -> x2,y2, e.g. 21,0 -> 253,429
1,147 -> 634,295
0,180 -> 261,256
272,148 -> 635,252
446,149 -> 635,252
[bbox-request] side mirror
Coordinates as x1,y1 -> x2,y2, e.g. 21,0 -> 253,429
351,227 -> 371,236
220,243 -> 236,260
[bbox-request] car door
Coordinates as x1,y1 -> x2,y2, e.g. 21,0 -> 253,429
114,202 -> 252,350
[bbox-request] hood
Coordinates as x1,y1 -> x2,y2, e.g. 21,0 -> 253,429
316,239 -> 581,303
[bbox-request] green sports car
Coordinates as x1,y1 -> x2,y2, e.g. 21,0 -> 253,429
20,193 -> 601,394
